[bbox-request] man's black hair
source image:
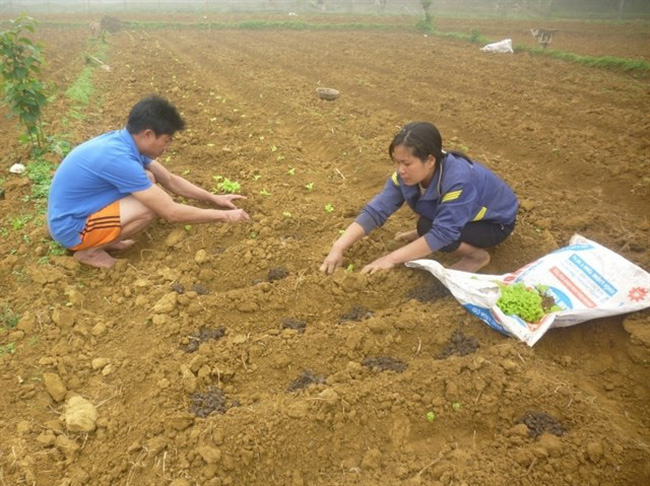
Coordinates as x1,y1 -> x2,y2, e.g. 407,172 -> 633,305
126,95 -> 185,136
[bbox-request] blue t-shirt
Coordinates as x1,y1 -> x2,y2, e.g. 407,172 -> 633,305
47,129 -> 153,248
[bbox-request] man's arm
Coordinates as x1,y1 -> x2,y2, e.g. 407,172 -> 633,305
132,184 -> 249,224
147,160 -> 244,208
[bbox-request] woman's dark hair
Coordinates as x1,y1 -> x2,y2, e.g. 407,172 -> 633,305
388,121 -> 471,164
126,95 -> 185,136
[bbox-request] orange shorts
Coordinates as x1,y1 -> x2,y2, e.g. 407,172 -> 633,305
70,201 -> 122,251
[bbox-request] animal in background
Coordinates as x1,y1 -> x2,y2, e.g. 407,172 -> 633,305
530,28 -> 557,48
89,22 -> 100,37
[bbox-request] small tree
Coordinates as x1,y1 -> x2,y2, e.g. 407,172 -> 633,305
421,0 -> 433,24
416,0 -> 435,32
0,15 -> 47,149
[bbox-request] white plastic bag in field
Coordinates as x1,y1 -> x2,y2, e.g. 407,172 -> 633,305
481,38 -> 514,53
406,235 -> 650,346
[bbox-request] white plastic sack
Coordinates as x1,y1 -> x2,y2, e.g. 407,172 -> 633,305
481,38 -> 513,54
9,163 -> 26,174
406,235 -> 650,346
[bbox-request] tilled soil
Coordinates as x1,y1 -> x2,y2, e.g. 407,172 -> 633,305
1,15 -> 649,486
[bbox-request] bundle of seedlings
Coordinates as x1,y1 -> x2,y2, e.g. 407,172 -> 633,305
496,283 -> 561,323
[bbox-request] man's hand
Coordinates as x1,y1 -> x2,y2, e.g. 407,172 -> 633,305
320,247 -> 345,274
361,256 -> 396,275
223,209 -> 250,222
211,194 -> 247,209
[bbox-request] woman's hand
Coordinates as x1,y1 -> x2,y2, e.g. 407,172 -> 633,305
320,247 -> 345,274
394,229 -> 418,243
211,194 -> 247,209
361,256 -> 396,275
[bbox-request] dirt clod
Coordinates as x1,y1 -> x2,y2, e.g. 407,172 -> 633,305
181,327 -> 226,353
287,371 -> 326,392
519,411 -> 567,438
436,330 -> 480,359
189,387 -> 230,418
338,306 -> 373,324
282,318 -> 307,333
405,280 -> 451,302
267,267 -> 289,282
191,283 -> 210,295
362,356 -> 407,373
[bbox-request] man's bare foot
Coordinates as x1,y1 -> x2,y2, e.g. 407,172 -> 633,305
73,248 -> 116,269
395,230 -> 419,243
450,249 -> 491,272
105,239 -> 135,252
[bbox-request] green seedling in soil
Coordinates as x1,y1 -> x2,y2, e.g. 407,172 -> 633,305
288,167 -> 296,176
249,231 -> 258,239
11,215 -> 32,230
47,240 -> 66,256
260,189 -> 271,196
213,176 -> 241,194
452,402 -> 462,411
283,211 -> 292,218
182,168 -> 190,175
184,225 -> 192,233
0,343 -> 17,357
271,145 -> 278,152
426,411 -> 436,423
252,174 -> 262,181
345,264 -> 354,273
325,203 -> 334,212
277,155 -> 285,161
26,157 -> 55,201
1,305 -> 20,329
305,182 -> 314,191
37,256 -> 49,265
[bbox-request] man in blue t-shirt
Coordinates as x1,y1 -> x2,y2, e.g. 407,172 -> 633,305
47,95 -> 249,269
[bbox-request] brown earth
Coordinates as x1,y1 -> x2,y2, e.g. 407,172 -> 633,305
1,15 -> 649,486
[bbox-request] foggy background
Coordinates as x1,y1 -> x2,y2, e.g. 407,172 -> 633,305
0,0 -> 649,18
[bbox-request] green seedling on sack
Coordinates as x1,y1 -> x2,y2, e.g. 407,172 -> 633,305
325,203 -> 334,213
496,282 -> 560,323
426,411 -> 436,423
